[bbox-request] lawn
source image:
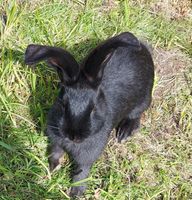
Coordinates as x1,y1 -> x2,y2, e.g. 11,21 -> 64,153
0,0 -> 192,199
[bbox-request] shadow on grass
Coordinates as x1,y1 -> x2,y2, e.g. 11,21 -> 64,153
0,38 -> 101,199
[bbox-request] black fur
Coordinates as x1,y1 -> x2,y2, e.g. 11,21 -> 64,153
24,32 -> 154,197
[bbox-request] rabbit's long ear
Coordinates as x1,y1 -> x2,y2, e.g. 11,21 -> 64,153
25,44 -> 79,84
82,32 -> 141,85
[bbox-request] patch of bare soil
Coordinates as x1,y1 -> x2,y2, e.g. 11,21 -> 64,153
153,48 -> 191,99
130,0 -> 192,20
145,47 -> 192,143
150,0 -> 192,20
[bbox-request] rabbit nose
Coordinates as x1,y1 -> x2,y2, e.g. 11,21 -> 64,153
73,137 -> 83,143
69,134 -> 84,143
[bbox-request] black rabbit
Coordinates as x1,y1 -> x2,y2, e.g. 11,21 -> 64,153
24,32 -> 154,197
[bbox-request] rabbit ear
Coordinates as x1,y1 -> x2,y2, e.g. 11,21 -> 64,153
82,32 -> 141,85
25,44 -> 79,84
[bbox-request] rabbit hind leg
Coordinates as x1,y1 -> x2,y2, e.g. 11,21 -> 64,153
116,117 -> 140,143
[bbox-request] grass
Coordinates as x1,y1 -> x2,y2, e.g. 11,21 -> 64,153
0,0 -> 192,199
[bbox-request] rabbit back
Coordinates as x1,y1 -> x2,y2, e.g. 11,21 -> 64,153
95,43 -> 154,125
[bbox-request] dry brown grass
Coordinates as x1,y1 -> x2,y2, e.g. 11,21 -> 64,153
131,0 -> 192,19
153,48 -> 191,98
150,0 -> 192,19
